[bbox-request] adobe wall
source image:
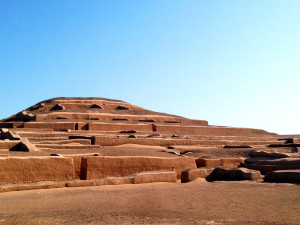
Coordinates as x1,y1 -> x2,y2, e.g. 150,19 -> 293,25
0,122 -> 26,128
181,168 -> 214,183
75,122 -> 89,130
89,123 -> 153,132
8,128 -> 54,132
17,132 -> 69,138
129,171 -> 177,184
24,122 -> 75,130
188,119 -> 209,126
0,140 -> 21,149
189,135 -> 279,141
81,156 -> 197,179
94,136 -> 281,147
0,123 -> 14,128
195,158 -> 244,168
63,154 -> 100,179
37,113 -> 172,122
155,125 -> 273,136
0,157 -> 75,185
36,113 -> 208,126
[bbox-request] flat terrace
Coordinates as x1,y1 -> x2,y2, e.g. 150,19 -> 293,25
0,126 -> 284,160
0,120 -> 275,137
34,112 -> 208,125
1,127 -> 282,153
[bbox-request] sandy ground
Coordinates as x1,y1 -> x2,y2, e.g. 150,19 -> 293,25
0,180 -> 299,225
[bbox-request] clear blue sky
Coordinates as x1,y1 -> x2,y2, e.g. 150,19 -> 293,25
1,1 -> 299,134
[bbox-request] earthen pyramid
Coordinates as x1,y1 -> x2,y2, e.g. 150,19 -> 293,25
0,97 -> 299,190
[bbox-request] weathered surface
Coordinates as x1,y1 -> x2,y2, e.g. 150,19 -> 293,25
0,128 -> 21,140
220,158 -> 245,168
69,135 -> 95,145
24,122 -> 76,130
95,136 -> 278,147
0,181 -> 66,193
81,156 -> 196,179
196,158 -> 221,167
10,138 -> 39,152
130,171 -> 177,184
242,152 -> 300,175
67,171 -> 177,187
207,167 -> 262,181
63,154 -> 100,179
0,181 -> 299,224
245,157 -> 300,165
0,157 -> 75,185
243,163 -> 300,174
155,125 -> 273,136
181,168 -> 214,183
0,140 -> 20,149
0,97 -> 293,187
264,170 -> 300,183
51,104 -> 65,111
89,123 -> 153,132
0,171 -> 177,193
196,158 -> 244,168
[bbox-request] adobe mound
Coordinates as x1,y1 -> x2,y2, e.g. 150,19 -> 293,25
0,97 -> 298,190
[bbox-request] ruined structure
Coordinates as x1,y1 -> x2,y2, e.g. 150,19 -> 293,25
0,97 -> 299,191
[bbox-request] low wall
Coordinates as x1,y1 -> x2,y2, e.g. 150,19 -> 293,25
0,157 -> 75,185
81,156 -> 197,179
181,168 -> 214,183
129,171 -> 177,184
196,158 -> 244,168
24,122 -> 75,130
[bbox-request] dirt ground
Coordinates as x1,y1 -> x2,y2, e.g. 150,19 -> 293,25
0,179 -> 299,225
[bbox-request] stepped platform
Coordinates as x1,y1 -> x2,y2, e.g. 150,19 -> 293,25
0,97 -> 298,191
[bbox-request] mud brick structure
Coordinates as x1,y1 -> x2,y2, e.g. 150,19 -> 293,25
0,97 -> 299,190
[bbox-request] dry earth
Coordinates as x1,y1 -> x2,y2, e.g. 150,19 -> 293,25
0,180 -> 299,225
